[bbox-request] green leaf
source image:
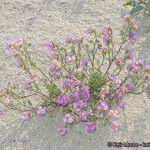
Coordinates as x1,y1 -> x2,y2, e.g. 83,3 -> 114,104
124,0 -> 134,6
145,27 -> 150,33
45,83 -> 61,98
28,100 -> 32,106
88,115 -> 98,122
0,92 -> 3,98
103,117 -> 110,126
130,5 -> 144,14
89,71 -> 104,93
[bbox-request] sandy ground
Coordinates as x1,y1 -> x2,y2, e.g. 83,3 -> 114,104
0,0 -> 150,150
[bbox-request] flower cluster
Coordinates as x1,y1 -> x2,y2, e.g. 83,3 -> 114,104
0,15 -> 149,136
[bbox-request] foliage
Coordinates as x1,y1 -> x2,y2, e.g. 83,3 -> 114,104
0,16 -> 150,135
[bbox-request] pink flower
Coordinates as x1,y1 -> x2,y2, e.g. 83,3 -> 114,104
63,113 -> 74,124
22,111 -> 30,122
70,78 -> 80,88
83,122 -> 96,133
24,78 -> 32,89
79,111 -> 87,122
0,109 -> 4,116
76,100 -> 87,109
108,110 -> 119,119
16,36 -> 24,46
0,84 -> 8,95
146,87 -> 150,99
72,91 -> 80,102
102,24 -> 111,45
36,106 -> 46,116
97,100 -> 109,111
64,35 -> 73,43
129,31 -> 137,42
144,65 -> 150,73
74,35 -> 83,43
87,26 -> 94,34
9,80 -> 18,89
57,95 -> 70,106
45,40 -> 55,52
146,74 -> 150,84
74,68 -> 82,74
118,100 -> 125,109
4,40 -> 13,50
100,48 -> 108,55
16,56 -> 23,68
3,96 -> 12,106
124,15 -> 131,22
110,120 -> 120,131
114,57 -> 122,65
58,127 -> 68,136
82,58 -> 88,66
111,74 -> 121,88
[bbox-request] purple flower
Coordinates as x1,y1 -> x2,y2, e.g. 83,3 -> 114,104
108,92 -> 115,101
24,79 -> 32,89
97,100 -> 109,111
4,40 -> 13,50
124,81 -> 133,92
125,49 -> 134,60
108,109 -> 119,119
57,95 -> 70,106
62,80 -> 70,90
72,91 -> 80,102
36,106 -> 46,116
70,78 -> 80,88
74,68 -> 82,74
129,31 -> 137,42
110,120 -> 120,131
64,35 -> 73,43
83,122 -> 96,133
9,80 -> 18,89
146,87 -> 150,99
22,111 -> 30,122
102,24 -> 110,45
127,59 -> 142,74
82,58 -> 88,66
58,127 -> 68,136
51,59 -> 60,80
63,113 -> 74,124
76,100 -> 87,109
100,47 -> 108,55
118,100 -> 125,109
3,96 -> 12,106
16,56 -> 23,68
144,65 -> 150,73
45,41 -> 55,52
0,84 -> 8,95
79,111 -> 87,122
111,74 -> 121,88
81,85 -> 90,101
66,53 -> 75,64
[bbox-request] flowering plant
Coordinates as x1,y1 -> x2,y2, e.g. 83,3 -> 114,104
0,16 -> 150,135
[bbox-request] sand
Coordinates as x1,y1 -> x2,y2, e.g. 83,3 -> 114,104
0,0 -> 150,150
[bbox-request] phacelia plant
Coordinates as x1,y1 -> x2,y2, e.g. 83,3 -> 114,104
0,16 -> 150,136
